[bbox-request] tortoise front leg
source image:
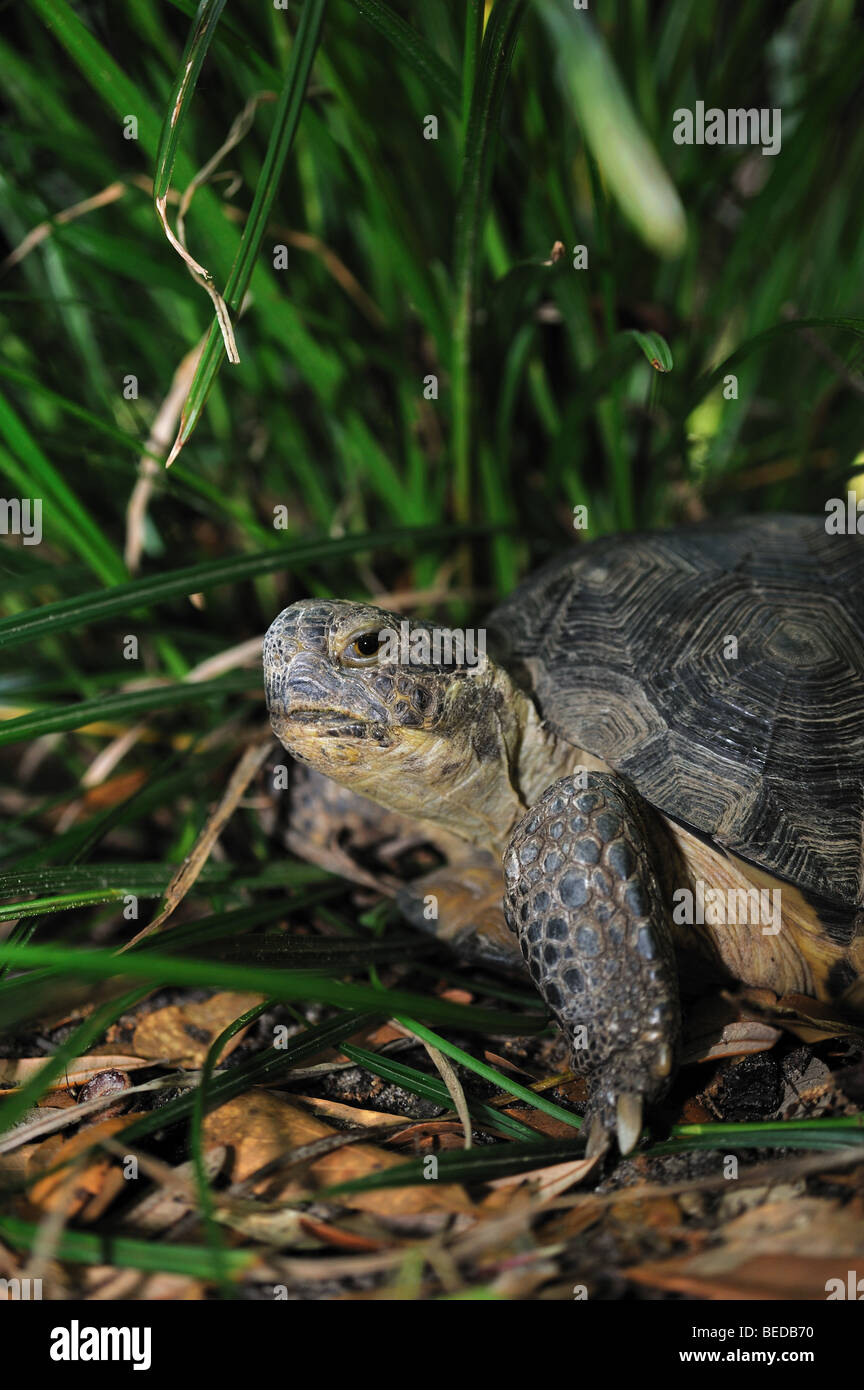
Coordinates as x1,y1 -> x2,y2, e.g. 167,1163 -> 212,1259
503,773 -> 680,1157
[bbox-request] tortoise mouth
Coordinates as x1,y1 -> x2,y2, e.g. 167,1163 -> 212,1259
281,706 -> 370,737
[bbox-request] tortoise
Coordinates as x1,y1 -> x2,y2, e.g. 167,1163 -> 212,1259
262,515 -> 864,1157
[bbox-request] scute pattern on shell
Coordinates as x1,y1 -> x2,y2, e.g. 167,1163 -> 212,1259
488,516 -> 864,908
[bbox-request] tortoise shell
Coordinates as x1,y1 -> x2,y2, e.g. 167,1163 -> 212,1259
486,516 -> 864,909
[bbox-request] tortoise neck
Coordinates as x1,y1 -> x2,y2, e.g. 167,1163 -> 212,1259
451,669 -> 606,858
412,664 -> 532,853
393,666 -> 571,856
498,685 -> 608,853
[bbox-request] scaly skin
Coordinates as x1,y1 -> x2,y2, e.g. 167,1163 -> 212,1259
504,774 -> 680,1155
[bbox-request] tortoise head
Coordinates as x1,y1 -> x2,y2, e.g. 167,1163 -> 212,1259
263,598 -> 534,848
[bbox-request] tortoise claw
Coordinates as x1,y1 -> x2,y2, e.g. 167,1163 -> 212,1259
585,1114 -> 611,1160
584,1091 -> 645,1159
615,1092 -> 644,1155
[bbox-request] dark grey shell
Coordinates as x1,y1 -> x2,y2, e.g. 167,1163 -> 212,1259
487,516 -> 864,909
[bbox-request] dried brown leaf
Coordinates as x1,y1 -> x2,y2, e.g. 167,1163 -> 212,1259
203,1092 -> 472,1216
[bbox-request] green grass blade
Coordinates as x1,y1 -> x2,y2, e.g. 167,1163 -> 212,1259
0,889 -> 145,922
0,1214 -> 256,1280
212,935 -> 439,971
320,1135 -> 585,1195
689,315 -> 864,408
0,392 -> 125,585
116,1010 -> 380,1146
626,328 -> 673,373
394,1015 -> 581,1131
452,0 -> 527,520
460,0 -> 485,140
0,522 -> 493,652
189,995 -> 269,1295
0,898 -> 341,1006
350,0 -> 460,110
0,941 -> 545,1034
168,0 -> 328,461
0,861 -> 329,898
535,0 -> 686,257
30,0 -> 163,155
153,0 -> 229,203
343,1042 -> 543,1142
0,671 -> 255,748
656,1115 -> 864,1154
320,1114 -> 864,1199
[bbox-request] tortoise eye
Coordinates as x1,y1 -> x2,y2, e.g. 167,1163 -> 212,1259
345,630 -> 384,664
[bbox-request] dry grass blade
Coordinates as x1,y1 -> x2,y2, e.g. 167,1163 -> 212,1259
395,1021 -> 473,1150
0,1077 -> 195,1155
125,335 -> 208,572
74,640 -> 263,793
166,0 -> 328,464
153,0 -> 239,364
153,205 -> 239,368
0,181 -> 129,274
176,91 -> 278,238
122,737 -> 273,949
